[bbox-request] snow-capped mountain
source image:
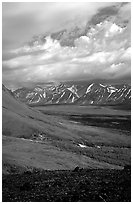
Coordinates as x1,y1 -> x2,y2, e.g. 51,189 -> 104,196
13,82 -> 131,106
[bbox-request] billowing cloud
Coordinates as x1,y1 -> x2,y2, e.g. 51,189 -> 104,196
2,2 -> 131,89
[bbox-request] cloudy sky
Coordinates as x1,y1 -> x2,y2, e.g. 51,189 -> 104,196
2,2 -> 131,89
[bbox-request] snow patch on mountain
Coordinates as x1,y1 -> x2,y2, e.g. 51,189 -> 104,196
100,83 -> 106,88
26,92 -> 34,98
86,83 -> 94,94
67,85 -> 79,98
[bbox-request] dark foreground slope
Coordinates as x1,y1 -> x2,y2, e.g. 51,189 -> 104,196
3,167 -> 131,202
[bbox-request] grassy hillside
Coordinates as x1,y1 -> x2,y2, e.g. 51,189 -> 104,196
2,88 -> 60,138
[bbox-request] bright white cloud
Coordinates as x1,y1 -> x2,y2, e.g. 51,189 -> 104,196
105,23 -> 124,37
121,47 -> 131,60
110,63 -> 124,70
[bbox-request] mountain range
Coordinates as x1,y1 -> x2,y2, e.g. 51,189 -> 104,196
13,82 -> 131,106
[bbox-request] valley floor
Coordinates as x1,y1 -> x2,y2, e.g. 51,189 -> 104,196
2,105 -> 131,202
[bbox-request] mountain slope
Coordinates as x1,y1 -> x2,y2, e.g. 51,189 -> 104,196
2,84 -> 63,138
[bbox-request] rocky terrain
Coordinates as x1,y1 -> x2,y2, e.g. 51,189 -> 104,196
2,167 -> 131,202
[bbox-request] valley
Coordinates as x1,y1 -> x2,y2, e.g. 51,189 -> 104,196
3,103 -> 131,172
2,85 -> 131,201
